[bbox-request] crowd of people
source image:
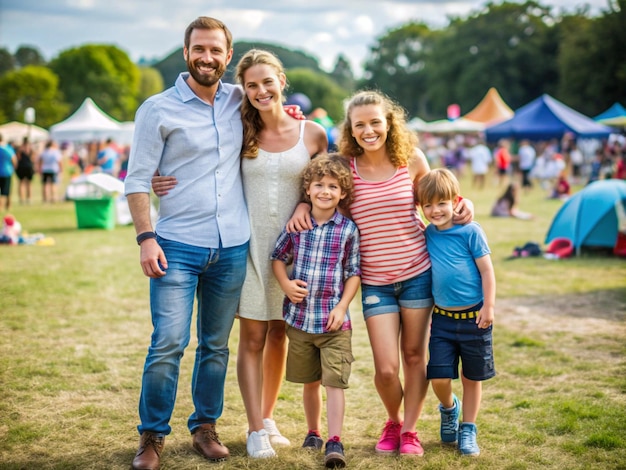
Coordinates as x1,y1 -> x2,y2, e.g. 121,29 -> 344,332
424,132 -> 625,193
421,131 -> 625,224
0,132 -> 129,211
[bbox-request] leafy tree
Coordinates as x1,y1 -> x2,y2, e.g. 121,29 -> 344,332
286,68 -> 349,122
0,65 -> 68,127
329,54 -> 356,91
233,42 -> 322,73
152,48 -> 185,88
360,22 -> 438,119
49,45 -> 140,121
0,48 -> 15,76
558,0 -> 626,115
426,1 -> 559,118
15,46 -> 46,67
137,67 -> 165,105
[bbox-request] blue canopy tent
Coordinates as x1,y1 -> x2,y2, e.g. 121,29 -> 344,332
485,94 -> 615,142
594,102 -> 626,127
594,102 -> 626,121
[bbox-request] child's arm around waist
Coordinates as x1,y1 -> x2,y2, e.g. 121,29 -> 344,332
272,259 -> 309,304
327,275 -> 360,332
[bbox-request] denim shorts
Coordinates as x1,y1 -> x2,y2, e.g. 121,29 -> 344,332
361,269 -> 433,320
427,303 -> 496,382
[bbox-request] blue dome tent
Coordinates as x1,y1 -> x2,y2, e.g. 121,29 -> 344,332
545,179 -> 626,256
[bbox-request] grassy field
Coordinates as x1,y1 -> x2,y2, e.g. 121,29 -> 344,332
1,170 -> 625,469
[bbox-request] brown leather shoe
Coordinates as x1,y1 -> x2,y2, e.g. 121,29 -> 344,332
131,432 -> 164,470
192,423 -> 229,462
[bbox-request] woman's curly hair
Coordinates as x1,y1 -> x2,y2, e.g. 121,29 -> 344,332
338,90 -> 418,168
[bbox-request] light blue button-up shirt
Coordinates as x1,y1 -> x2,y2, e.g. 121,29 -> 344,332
125,72 -> 250,248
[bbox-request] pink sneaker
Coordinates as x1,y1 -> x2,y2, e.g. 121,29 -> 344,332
375,420 -> 402,453
399,431 -> 424,457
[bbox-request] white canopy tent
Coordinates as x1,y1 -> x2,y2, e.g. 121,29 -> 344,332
50,98 -> 127,144
413,118 -> 485,134
0,121 -> 50,143
117,121 -> 135,146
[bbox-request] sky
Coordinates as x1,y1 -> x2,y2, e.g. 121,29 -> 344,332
0,0 -> 611,77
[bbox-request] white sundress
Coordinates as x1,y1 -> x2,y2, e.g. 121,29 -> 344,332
239,120 -> 310,321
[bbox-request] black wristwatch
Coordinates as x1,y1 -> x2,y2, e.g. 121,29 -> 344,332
136,231 -> 157,245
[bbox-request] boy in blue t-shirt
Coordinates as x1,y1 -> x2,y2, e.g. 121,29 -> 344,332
417,168 -> 496,457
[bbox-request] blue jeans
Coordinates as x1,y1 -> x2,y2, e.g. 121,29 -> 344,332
137,236 -> 248,436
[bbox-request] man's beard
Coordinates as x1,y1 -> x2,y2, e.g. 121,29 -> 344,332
187,58 -> 226,87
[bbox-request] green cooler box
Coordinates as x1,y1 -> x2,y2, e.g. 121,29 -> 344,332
74,197 -> 116,229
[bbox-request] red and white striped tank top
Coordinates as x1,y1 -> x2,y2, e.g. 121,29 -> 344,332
350,157 -> 431,285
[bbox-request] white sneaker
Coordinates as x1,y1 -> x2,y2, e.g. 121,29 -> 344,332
246,429 -> 276,458
263,418 -> 291,446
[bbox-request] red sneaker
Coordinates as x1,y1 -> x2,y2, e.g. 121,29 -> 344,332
375,420 -> 402,453
399,431 -> 424,457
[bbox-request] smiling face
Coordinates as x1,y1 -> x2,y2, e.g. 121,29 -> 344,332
184,27 -> 232,88
421,198 -> 457,231
306,175 -> 346,214
242,63 -> 286,111
349,103 -> 389,153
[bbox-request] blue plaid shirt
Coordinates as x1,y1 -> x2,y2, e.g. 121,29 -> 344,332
271,211 -> 361,334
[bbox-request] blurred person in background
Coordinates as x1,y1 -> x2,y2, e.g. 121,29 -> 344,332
0,133 -> 17,211
37,140 -> 63,203
16,137 -> 35,204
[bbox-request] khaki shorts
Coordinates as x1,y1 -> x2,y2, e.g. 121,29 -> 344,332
285,325 -> 354,389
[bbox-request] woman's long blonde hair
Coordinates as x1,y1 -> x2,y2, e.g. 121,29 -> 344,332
235,49 -> 287,158
338,90 -> 418,168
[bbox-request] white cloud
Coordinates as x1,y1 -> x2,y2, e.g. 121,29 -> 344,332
353,15 -> 376,35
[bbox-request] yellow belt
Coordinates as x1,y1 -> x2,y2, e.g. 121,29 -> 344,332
433,306 -> 479,320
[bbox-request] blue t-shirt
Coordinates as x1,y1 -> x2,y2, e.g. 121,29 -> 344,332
424,222 -> 491,308
97,146 -> 119,174
0,144 -> 15,177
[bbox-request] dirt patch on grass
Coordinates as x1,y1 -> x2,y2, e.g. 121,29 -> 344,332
496,292 -> 626,380
497,291 -> 626,336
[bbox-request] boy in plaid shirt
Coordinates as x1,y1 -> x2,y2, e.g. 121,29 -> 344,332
272,154 -> 360,468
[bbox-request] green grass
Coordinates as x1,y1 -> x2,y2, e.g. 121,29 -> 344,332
1,171 -> 625,469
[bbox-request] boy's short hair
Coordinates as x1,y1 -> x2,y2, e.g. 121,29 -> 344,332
417,168 -> 460,205
301,153 -> 353,210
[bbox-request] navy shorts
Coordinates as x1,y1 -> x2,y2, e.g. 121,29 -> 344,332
0,176 -> 11,196
427,303 -> 496,381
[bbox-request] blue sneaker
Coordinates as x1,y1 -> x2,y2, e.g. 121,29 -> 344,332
458,423 -> 480,456
438,394 -> 460,444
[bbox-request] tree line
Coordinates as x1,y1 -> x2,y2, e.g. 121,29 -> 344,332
0,0 -> 623,129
